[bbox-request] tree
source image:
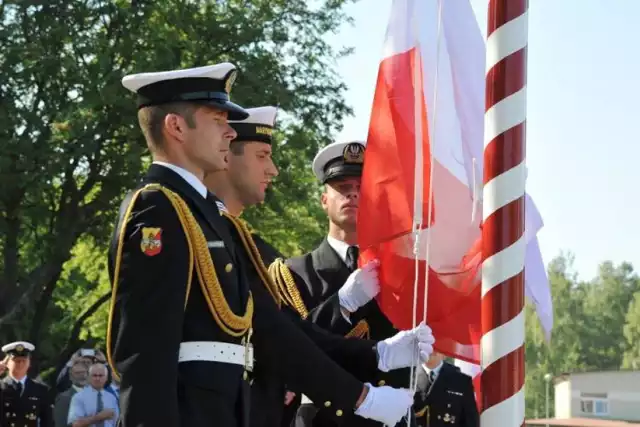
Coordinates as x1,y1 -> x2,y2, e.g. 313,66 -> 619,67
0,0 -> 356,377
578,261 -> 640,370
523,255 -> 640,418
524,253 -> 589,418
622,291 -> 640,370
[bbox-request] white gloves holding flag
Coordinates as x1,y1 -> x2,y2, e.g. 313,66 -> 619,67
338,259 -> 380,313
376,322 -> 435,372
355,323 -> 435,425
354,383 -> 414,426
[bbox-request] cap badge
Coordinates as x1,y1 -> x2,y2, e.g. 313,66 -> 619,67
225,70 -> 237,97
343,143 -> 364,164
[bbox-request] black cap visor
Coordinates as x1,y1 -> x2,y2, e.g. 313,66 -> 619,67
323,163 -> 363,184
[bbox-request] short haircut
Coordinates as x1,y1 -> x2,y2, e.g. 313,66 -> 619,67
88,363 -> 107,376
230,140 -> 250,155
137,102 -> 198,150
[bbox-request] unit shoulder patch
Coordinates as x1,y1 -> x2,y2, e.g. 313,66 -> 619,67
140,227 -> 162,256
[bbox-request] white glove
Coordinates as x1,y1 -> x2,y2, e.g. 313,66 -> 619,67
338,259 -> 380,313
376,322 -> 435,372
354,383 -> 414,426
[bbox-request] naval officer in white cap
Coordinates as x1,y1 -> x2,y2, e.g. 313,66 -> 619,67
106,63 -> 256,427
1,341 -> 53,427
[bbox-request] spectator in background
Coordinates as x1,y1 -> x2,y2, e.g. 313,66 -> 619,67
68,363 -> 118,427
54,360 -> 88,427
56,348 -> 111,393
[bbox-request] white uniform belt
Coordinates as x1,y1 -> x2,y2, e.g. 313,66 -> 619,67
178,341 -> 254,371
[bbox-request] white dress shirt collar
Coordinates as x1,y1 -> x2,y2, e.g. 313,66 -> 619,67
152,161 -> 207,198
9,375 -> 27,386
326,235 -> 357,264
422,360 -> 444,378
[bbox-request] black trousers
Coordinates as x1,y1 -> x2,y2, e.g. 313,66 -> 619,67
177,379 -> 250,427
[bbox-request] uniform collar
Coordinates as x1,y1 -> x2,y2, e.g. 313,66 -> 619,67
422,361 -> 444,378
9,375 -> 27,386
152,161 -> 207,198
326,235 -> 355,264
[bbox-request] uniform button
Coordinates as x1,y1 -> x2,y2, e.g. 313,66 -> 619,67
225,263 -> 233,272
377,380 -> 386,386
336,410 -> 343,416
324,401 -> 331,407
447,403 -> 451,408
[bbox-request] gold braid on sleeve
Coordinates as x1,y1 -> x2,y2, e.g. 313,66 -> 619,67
106,184 -> 254,380
268,258 -> 309,318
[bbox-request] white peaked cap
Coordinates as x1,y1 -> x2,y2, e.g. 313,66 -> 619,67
312,140 -> 367,183
229,106 -> 278,127
121,62 -> 248,120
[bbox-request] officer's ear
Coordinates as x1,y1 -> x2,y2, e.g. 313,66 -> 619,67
320,185 -> 329,211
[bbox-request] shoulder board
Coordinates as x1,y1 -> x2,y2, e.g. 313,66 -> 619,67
268,258 -> 308,318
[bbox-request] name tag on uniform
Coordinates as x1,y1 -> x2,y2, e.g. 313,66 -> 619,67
207,241 -> 225,248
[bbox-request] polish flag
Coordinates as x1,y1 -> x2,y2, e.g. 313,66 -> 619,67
358,0 -> 552,365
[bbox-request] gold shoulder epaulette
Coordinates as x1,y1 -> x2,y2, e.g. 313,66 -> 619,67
268,258 -> 309,318
107,183 -> 254,381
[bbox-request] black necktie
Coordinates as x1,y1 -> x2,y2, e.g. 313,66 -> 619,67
345,246 -> 359,271
15,381 -> 22,396
421,371 -> 436,399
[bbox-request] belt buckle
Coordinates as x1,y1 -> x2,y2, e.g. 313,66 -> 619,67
242,328 -> 254,373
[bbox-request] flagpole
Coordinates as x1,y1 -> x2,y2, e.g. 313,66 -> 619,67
481,1 -> 528,426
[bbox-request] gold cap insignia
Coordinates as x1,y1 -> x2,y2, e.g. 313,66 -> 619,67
343,143 -> 364,164
15,345 -> 24,352
225,70 -> 237,97
255,126 -> 273,136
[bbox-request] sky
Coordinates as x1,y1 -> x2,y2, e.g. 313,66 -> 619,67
325,0 -> 640,281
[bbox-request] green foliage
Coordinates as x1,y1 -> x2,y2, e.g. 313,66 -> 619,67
524,254 -> 640,419
0,0 -> 356,380
622,291 -> 640,369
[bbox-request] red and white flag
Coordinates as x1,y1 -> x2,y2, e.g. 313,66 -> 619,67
358,0 -> 552,365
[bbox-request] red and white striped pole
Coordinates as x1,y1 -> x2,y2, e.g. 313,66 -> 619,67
481,1 -> 528,426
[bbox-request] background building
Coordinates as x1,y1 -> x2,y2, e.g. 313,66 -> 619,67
526,370 -> 640,427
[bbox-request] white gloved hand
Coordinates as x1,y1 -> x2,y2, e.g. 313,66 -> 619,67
376,322 -> 435,372
354,383 -> 413,426
338,259 -> 380,313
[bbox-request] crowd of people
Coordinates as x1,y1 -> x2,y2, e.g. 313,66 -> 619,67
0,344 -> 120,427
1,61 -> 480,427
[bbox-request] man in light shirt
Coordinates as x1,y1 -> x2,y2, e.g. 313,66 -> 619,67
68,363 -> 119,427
